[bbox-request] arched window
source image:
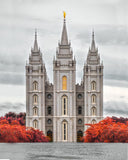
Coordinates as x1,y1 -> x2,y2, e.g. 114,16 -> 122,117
91,107 -> 96,116
62,76 -> 67,90
48,106 -> 52,115
91,94 -> 96,104
78,106 -> 82,115
33,119 -> 38,129
62,96 -> 68,115
33,81 -> 38,91
33,94 -> 38,105
33,107 -> 38,116
91,81 -> 96,91
92,119 -> 96,124
62,121 -> 68,141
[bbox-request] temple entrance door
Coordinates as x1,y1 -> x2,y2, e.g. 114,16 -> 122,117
77,130 -> 83,142
47,130 -> 53,142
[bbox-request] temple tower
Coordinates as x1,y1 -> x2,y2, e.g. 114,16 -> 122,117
83,31 -> 103,130
53,13 -> 76,142
26,32 -> 47,133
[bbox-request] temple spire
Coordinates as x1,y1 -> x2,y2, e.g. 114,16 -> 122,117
61,11 -> 68,45
33,29 -> 39,52
90,30 -> 96,52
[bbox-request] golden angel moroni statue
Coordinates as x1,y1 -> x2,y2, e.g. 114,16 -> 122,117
63,11 -> 66,18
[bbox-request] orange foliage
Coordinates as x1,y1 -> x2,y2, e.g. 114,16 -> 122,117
4,112 -> 26,125
0,119 -> 49,143
82,117 -> 128,143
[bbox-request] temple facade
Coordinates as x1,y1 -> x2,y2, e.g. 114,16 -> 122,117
25,15 -> 104,142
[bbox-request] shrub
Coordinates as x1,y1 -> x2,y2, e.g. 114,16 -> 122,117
82,117 -> 128,143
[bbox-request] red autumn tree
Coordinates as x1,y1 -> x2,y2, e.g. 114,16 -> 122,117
4,112 -> 26,126
0,118 -> 49,143
82,117 -> 128,143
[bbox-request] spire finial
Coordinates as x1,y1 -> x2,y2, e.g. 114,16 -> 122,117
63,11 -> 66,19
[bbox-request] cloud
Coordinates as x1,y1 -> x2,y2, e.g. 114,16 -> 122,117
0,72 -> 24,85
76,25 -> 128,46
104,100 -> 128,117
0,102 -> 25,116
104,79 -> 128,88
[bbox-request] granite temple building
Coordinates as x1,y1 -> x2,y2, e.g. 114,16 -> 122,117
25,14 -> 104,142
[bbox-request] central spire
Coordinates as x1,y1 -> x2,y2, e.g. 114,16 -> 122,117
90,31 -> 96,52
33,29 -> 39,52
61,11 -> 68,45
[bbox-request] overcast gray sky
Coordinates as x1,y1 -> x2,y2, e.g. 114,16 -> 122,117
0,0 -> 128,117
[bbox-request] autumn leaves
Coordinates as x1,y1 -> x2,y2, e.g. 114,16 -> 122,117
82,117 -> 128,142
